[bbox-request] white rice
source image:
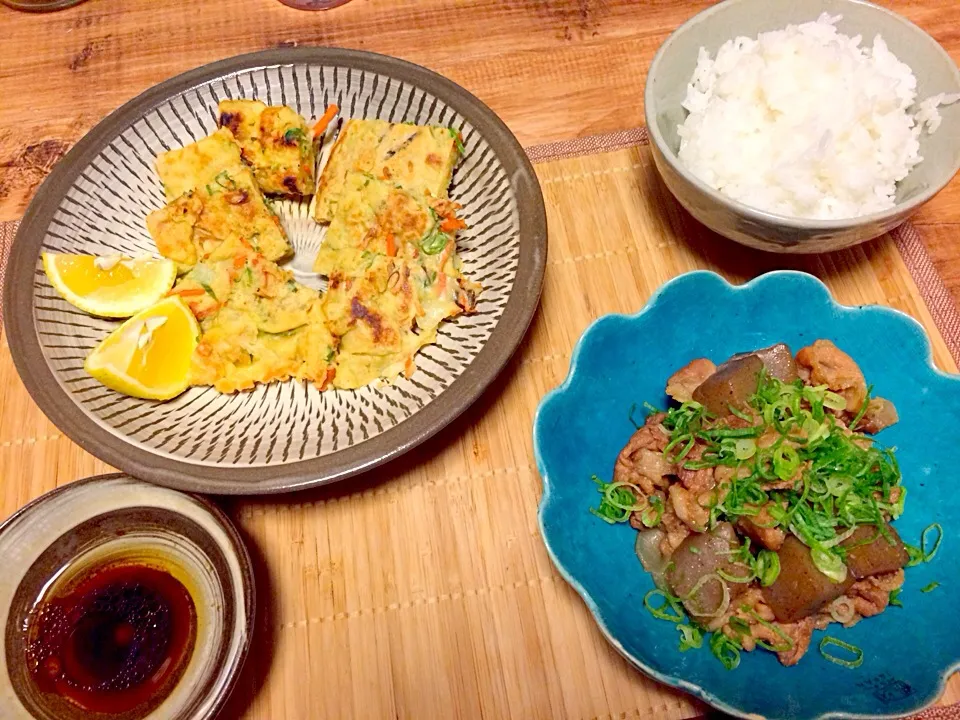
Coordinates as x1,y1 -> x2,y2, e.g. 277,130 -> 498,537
676,13 -> 960,220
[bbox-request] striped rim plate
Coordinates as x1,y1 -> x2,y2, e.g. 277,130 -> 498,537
3,48 -> 547,494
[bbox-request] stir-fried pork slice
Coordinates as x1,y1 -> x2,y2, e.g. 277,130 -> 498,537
772,617 -> 816,667
856,397 -> 899,434
736,504 -> 786,551
668,484 -> 710,532
676,443 -> 716,494
795,339 -> 867,412
654,504 -> 692,556
847,570 -> 904,618
613,414 -> 674,496
666,358 -> 716,403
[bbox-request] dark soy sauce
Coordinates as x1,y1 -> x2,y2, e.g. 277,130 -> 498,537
25,561 -> 197,715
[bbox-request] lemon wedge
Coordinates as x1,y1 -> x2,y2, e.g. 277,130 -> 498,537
42,253 -> 177,318
85,297 -> 200,400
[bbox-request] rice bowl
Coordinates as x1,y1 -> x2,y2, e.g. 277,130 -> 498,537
644,0 -> 960,253
677,14 -> 958,221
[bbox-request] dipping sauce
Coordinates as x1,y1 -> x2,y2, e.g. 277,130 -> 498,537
24,560 -> 197,715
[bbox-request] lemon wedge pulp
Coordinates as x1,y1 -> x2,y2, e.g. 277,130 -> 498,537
85,297 -> 200,400
42,253 -> 177,318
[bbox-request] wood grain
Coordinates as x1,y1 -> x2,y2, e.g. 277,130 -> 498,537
1,0 -> 959,309
1,144 -> 959,719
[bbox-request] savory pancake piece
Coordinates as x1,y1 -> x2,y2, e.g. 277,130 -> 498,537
170,238 -> 335,393
313,119 -> 460,222
313,173 -> 439,275
146,178 -> 290,267
217,100 -> 316,197
321,255 -> 430,390
155,128 -> 250,202
415,229 -> 482,333
146,192 -> 203,268
314,173 -> 481,388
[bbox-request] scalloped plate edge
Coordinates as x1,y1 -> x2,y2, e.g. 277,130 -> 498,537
534,269 -> 960,720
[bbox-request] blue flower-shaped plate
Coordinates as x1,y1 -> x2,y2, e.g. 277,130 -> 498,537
535,270 -> 960,720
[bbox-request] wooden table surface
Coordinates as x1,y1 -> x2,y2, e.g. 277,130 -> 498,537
1,0 -> 959,306
1,2 -> 959,719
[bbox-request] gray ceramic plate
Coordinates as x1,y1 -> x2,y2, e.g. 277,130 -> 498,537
4,48 -> 547,494
0,473 -> 255,719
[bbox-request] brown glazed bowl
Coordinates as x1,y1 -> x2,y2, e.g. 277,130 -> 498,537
0,475 -> 255,719
644,0 -> 960,253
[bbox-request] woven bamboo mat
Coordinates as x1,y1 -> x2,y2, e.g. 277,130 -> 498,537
1,133 -> 960,719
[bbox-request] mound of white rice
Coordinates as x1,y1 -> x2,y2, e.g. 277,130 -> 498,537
676,13 -> 959,220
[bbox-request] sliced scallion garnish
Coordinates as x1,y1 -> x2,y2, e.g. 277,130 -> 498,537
819,636 -> 864,668
643,589 -> 685,623
756,549 -> 781,587
810,545 -> 848,584
677,623 -> 703,651
709,631 -> 742,670
906,523 -> 943,567
747,609 -> 795,652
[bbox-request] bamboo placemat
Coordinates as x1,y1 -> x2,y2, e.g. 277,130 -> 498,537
1,132 -> 959,720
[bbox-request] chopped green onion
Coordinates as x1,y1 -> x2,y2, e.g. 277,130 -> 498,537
921,581 -> 940,593
420,229 -> 449,255
906,524 -> 943,567
921,524 -> 943,562
419,211 -> 450,255
283,127 -> 306,144
677,624 -> 703,651
888,588 -> 903,607
821,526 -> 858,549
600,481 -> 644,512
200,282 -> 217,300
643,589 -> 685,623
588,477 -> 643,524
709,631 -> 741,670
819,636 -> 863,668
756,549 -> 781,587
448,126 -> 466,155
850,385 -> 874,429
689,546 -> 700,555
811,546 -> 848,584
734,438 -> 757,460
747,609 -> 795,652
665,435 -> 697,464
717,567 -> 755,584
823,391 -> 847,411
214,170 -> 236,190
703,426 -> 764,439
589,363 -> 917,669
640,495 -> 664,528
728,405 -> 754,422
772,444 -> 800,481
